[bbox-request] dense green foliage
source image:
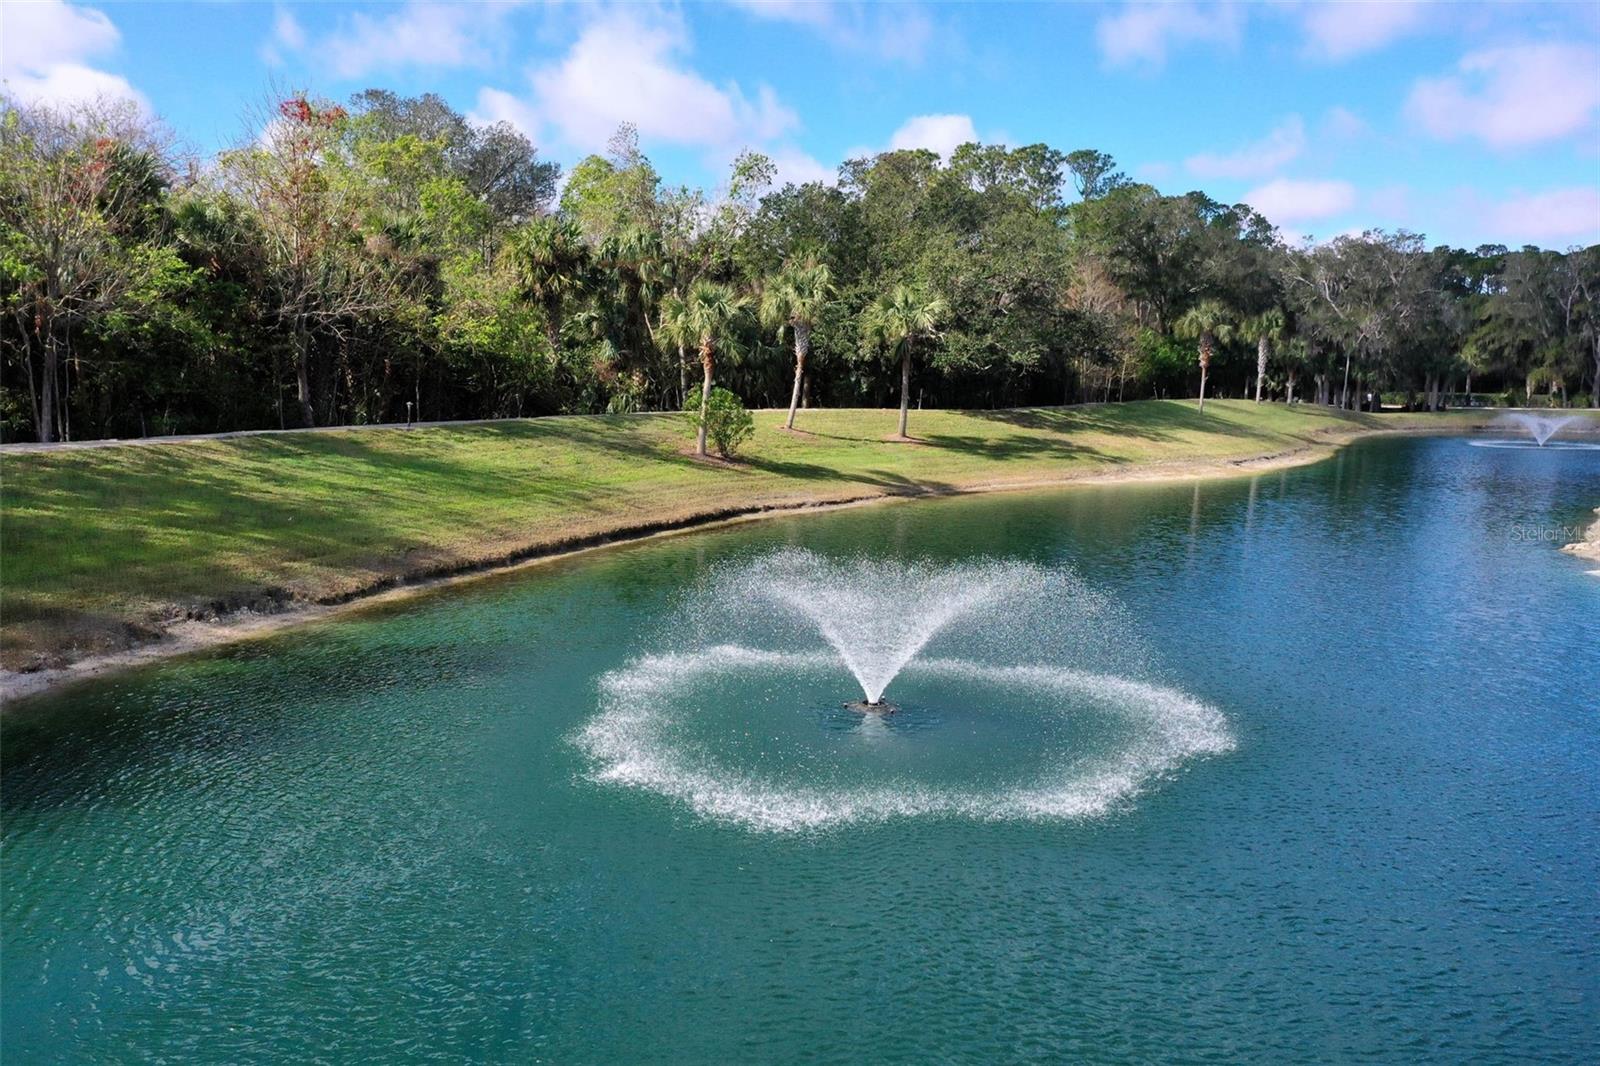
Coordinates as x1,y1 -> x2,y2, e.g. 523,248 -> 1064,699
4,91 -> 1598,444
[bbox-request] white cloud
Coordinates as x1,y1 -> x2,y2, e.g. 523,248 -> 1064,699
3,0 -> 120,58
4,63 -> 143,108
1405,43 -> 1600,149
1322,106 -> 1366,140
523,11 -> 796,152
1095,2 -> 1242,69
0,0 -> 144,108
1299,1 -> 1428,61
260,5 -> 307,66
273,6 -> 306,50
768,146 -> 837,187
1482,187 -> 1600,243
469,87 -> 541,141
887,113 -> 978,159
1366,184 -> 1412,220
1185,116 -> 1305,179
314,1 -> 521,79
1135,160 -> 1174,182
725,0 -> 935,64
726,0 -> 833,31
1100,1 -> 1431,69
1243,177 -> 1357,226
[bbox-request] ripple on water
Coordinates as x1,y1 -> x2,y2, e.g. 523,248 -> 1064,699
1465,440 -> 1600,451
577,646 -> 1232,831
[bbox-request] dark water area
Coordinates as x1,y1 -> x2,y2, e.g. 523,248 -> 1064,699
3,436 -> 1597,1063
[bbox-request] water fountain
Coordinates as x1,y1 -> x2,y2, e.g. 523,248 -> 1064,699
1470,413 -> 1600,451
578,550 -> 1232,830
754,553 -> 1036,707
1506,413 -> 1577,447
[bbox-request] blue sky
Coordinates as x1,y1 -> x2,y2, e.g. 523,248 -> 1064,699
4,1 -> 1598,248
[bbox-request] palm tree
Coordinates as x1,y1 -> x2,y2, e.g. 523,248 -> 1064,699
759,257 -> 834,430
1174,299 -> 1237,412
662,280 -> 749,456
862,283 -> 949,439
511,217 -> 591,354
1242,308 -> 1288,403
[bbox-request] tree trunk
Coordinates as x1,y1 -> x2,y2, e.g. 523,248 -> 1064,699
1593,339 -> 1599,408
293,317 -> 316,428
1197,332 -> 1212,413
1339,354 -> 1352,410
544,297 -> 561,355
38,328 -> 60,444
697,341 -> 713,457
1255,335 -> 1268,402
677,343 -> 687,409
897,340 -> 912,438
61,337 -> 71,441
1286,369 -> 1297,405
785,322 -> 810,430
20,325 -> 40,437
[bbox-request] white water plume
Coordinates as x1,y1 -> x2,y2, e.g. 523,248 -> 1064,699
578,647 -> 1232,832
760,558 -> 1025,703
1504,413 -> 1577,447
699,549 -> 1140,705
575,551 -> 1227,831
1469,413 -> 1600,451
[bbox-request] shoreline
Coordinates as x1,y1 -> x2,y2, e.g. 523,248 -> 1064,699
1,437 -> 1348,705
1561,506 -> 1600,571
4,416 -> 1593,706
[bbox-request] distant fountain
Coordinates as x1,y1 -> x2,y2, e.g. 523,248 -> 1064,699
1470,413 -> 1600,451
1505,413 -> 1578,447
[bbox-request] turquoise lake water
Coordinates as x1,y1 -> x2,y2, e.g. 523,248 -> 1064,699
3,436 -> 1597,1063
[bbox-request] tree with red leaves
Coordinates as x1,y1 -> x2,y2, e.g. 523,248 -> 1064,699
219,93 -> 396,426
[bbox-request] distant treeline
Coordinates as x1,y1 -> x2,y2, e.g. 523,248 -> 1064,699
3,89 -> 1597,443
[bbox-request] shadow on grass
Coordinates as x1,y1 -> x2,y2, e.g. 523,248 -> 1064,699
969,399 -> 1383,446
1,427 -> 670,637
741,455 -> 963,496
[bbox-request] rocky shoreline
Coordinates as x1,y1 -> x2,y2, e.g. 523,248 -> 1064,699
1561,507 -> 1600,569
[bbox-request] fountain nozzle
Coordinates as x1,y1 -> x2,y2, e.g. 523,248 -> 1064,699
844,698 -> 896,715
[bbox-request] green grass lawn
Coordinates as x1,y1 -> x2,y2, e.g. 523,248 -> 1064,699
0,401 -> 1512,669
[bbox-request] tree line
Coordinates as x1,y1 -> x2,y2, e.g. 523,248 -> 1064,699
4,89 -> 1598,446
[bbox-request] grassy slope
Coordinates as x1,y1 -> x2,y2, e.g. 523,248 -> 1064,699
0,401 -> 1503,668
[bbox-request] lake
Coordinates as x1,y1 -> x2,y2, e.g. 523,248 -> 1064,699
3,436 -> 1597,1063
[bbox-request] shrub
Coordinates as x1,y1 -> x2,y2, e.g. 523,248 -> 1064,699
683,387 -> 755,457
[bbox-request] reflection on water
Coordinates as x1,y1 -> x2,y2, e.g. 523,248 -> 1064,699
3,436 -> 1598,1064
